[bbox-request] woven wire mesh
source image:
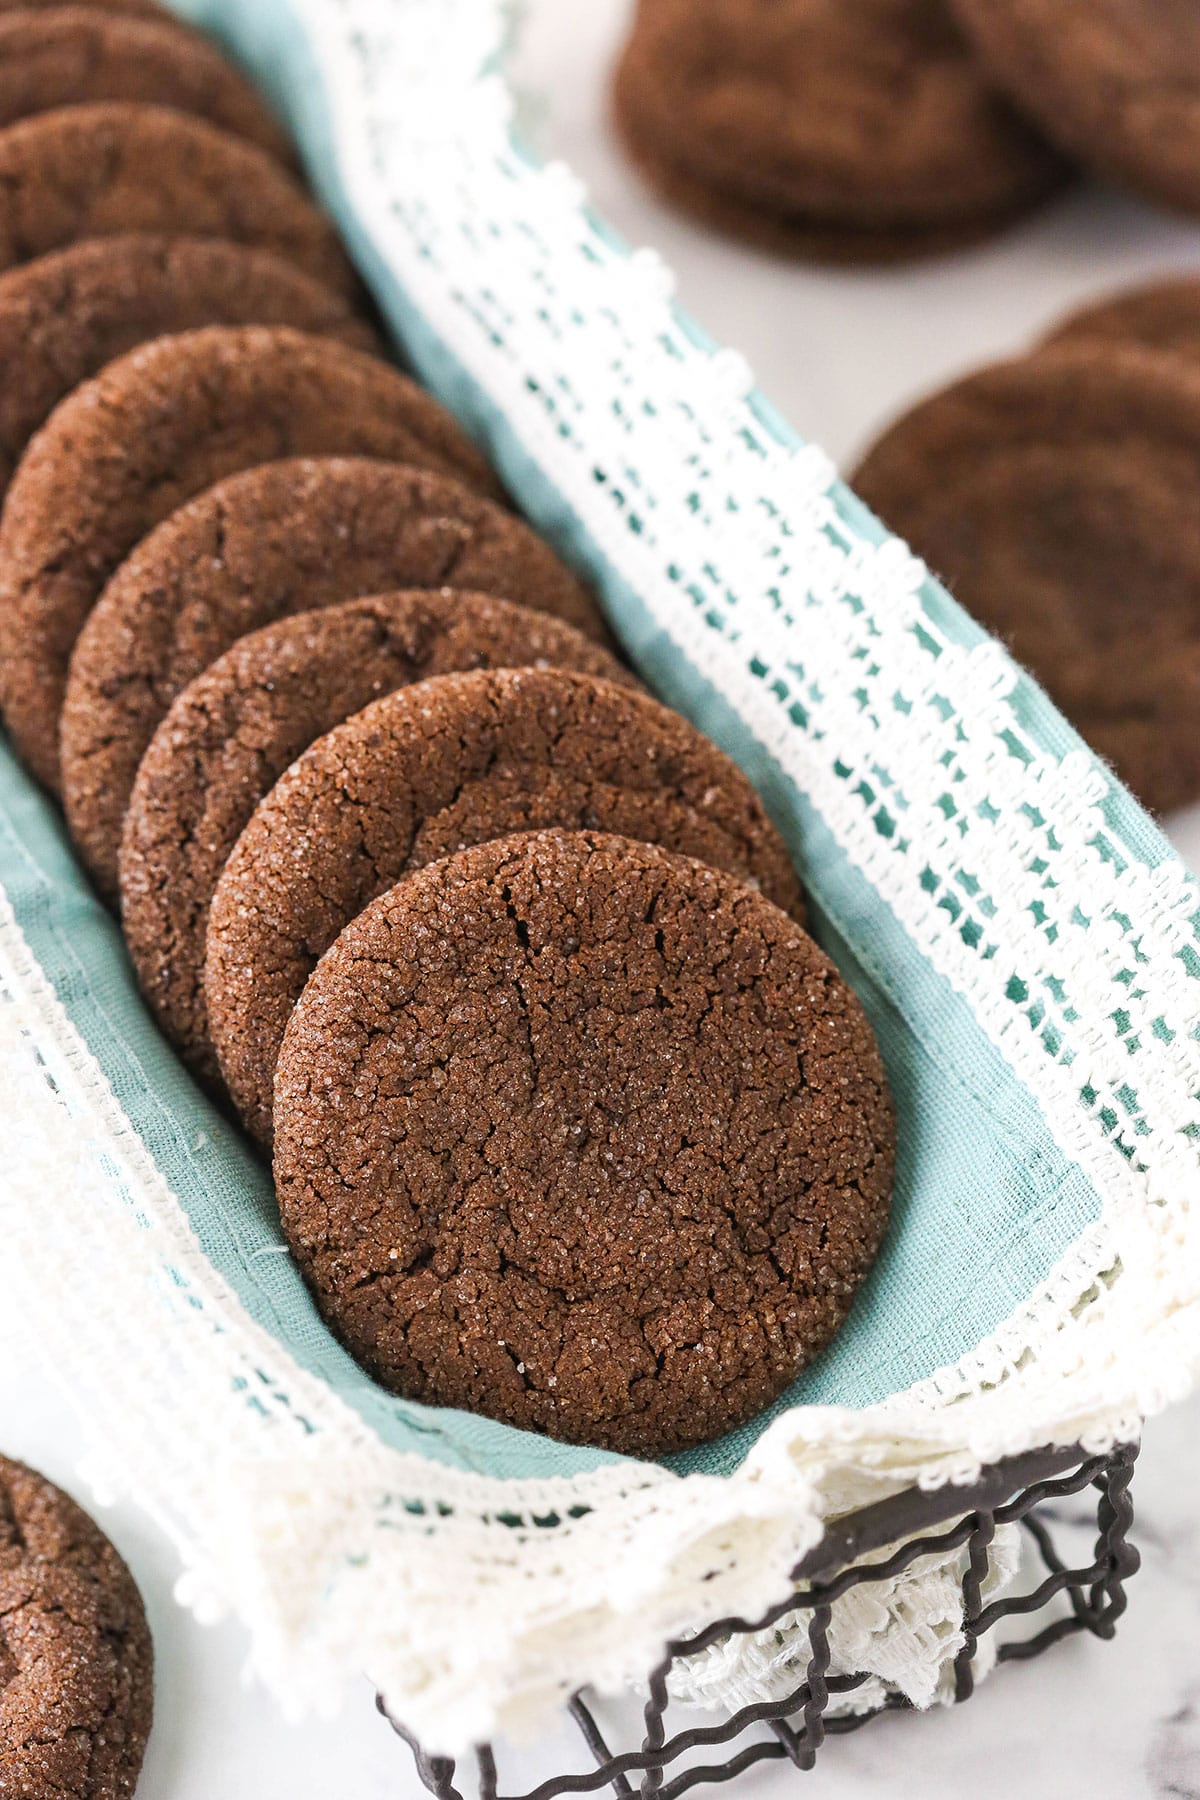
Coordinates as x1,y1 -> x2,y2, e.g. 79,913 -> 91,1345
382,1442 -> 1139,1798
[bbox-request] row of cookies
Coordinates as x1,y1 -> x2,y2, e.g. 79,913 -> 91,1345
104,487 -> 895,1454
0,9 -> 895,1797
853,276 -> 1200,818
613,0 -> 1200,263
117,595 -> 893,1459
0,18 -> 590,1798
0,3 -> 896,1473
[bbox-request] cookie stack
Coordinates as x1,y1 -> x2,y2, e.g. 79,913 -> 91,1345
613,0 -> 1200,261
853,277 -> 1200,818
0,3 -> 895,1476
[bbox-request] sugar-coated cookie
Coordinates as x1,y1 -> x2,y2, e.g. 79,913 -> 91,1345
0,236 -> 375,500
120,589 -> 631,1083
274,829 -> 892,1458
0,1454 -> 153,1799
0,103 -> 355,289
62,455 -> 605,895
205,666 -> 807,1144
0,327 -> 498,797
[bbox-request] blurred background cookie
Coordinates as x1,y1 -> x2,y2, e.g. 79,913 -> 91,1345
1042,276 -> 1200,369
854,341 -> 1200,815
612,0 -> 1067,262
951,0 -> 1200,219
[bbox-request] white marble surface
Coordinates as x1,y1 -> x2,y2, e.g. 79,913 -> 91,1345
5,0 -> 1200,1793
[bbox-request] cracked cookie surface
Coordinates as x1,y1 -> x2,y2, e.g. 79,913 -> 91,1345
273,829 -> 892,1459
120,589 -> 631,1086
0,1454 -> 152,1799
0,102 -> 354,289
62,455 -> 607,898
206,666 -> 808,1146
0,325 -> 499,798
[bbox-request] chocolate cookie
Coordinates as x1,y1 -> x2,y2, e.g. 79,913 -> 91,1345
0,236 -> 376,501
613,0 -> 1066,261
0,102 -> 355,291
0,9 -> 292,161
62,456 -> 604,896
121,590 -> 632,1084
0,1453 -> 153,1798
0,0 -> 168,14
274,829 -> 891,1457
852,344 -> 1200,815
0,326 -> 499,795
613,68 -> 1014,262
1043,277 -> 1200,368
206,667 -> 807,1145
951,0 -> 1200,217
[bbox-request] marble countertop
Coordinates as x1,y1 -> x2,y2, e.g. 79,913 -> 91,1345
5,1 -> 1200,1794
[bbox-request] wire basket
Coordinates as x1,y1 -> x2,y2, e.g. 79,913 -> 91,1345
384,1441 -> 1139,1797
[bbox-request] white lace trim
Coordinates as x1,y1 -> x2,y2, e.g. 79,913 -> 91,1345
0,0 -> 1197,1752
668,1523 -> 1023,1717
